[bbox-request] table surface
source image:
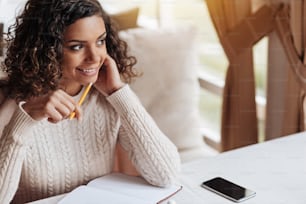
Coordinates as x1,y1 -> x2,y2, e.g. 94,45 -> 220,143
29,132 -> 306,204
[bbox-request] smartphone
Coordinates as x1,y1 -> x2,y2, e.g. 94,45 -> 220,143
201,177 -> 256,203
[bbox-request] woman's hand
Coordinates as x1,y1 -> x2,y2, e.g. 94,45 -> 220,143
22,89 -> 82,123
94,54 -> 125,96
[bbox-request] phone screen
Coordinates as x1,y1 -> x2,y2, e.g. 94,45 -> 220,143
201,177 -> 256,202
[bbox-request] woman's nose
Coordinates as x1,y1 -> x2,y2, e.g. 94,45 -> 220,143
85,46 -> 100,62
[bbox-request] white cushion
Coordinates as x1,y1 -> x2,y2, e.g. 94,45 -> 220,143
119,26 -> 215,162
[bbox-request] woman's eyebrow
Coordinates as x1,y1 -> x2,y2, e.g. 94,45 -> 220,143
66,32 -> 107,43
99,32 -> 107,38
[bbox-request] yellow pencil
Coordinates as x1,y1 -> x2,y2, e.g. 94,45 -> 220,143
69,82 -> 93,119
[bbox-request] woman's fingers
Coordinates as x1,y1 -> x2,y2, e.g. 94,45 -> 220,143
45,90 -> 76,120
23,89 -> 82,123
74,105 -> 83,121
95,54 -> 125,95
54,91 -> 77,118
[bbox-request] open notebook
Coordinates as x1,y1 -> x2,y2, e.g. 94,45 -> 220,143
58,173 -> 182,204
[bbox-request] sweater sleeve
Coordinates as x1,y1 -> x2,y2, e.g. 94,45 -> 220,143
106,85 -> 181,187
0,106 -> 37,204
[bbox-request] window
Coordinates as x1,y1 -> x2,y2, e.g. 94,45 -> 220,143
253,37 -> 268,141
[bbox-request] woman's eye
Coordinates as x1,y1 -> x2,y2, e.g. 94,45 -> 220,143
97,39 -> 105,46
69,44 -> 83,51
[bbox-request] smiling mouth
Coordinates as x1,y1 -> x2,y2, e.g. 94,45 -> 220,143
76,68 -> 97,74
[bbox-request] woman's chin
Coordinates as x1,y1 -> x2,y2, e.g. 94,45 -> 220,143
80,76 -> 97,85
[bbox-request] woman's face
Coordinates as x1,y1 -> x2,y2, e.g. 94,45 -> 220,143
61,15 -> 107,95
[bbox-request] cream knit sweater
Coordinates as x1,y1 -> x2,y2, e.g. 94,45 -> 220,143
0,85 -> 180,204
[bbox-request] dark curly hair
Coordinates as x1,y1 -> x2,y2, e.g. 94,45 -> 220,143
0,0 -> 137,101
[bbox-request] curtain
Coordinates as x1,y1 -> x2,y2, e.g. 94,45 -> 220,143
266,0 -> 304,139
205,0 -> 276,151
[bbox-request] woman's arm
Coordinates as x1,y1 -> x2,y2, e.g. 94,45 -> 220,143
0,97 -> 17,137
0,86 -> 83,203
106,85 -> 181,187
0,107 -> 36,204
94,54 -> 180,186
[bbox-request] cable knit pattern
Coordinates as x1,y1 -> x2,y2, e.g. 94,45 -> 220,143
0,85 -> 180,204
58,122 -> 72,193
106,86 -> 181,186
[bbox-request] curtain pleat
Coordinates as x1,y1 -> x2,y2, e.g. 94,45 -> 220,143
266,3 -> 304,139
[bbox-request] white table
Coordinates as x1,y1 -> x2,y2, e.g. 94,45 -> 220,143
30,132 -> 306,204
173,132 -> 306,204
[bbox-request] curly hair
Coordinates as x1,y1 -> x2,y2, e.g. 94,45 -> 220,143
0,0 -> 137,101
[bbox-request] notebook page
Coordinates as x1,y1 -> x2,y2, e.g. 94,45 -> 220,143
87,173 -> 182,203
57,185 -> 146,204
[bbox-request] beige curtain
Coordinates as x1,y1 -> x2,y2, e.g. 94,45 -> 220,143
266,1 -> 304,139
205,0 -> 276,151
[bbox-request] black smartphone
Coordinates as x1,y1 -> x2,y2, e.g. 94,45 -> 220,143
201,177 -> 256,203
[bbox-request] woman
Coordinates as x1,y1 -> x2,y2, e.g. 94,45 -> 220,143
0,0 -> 180,203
